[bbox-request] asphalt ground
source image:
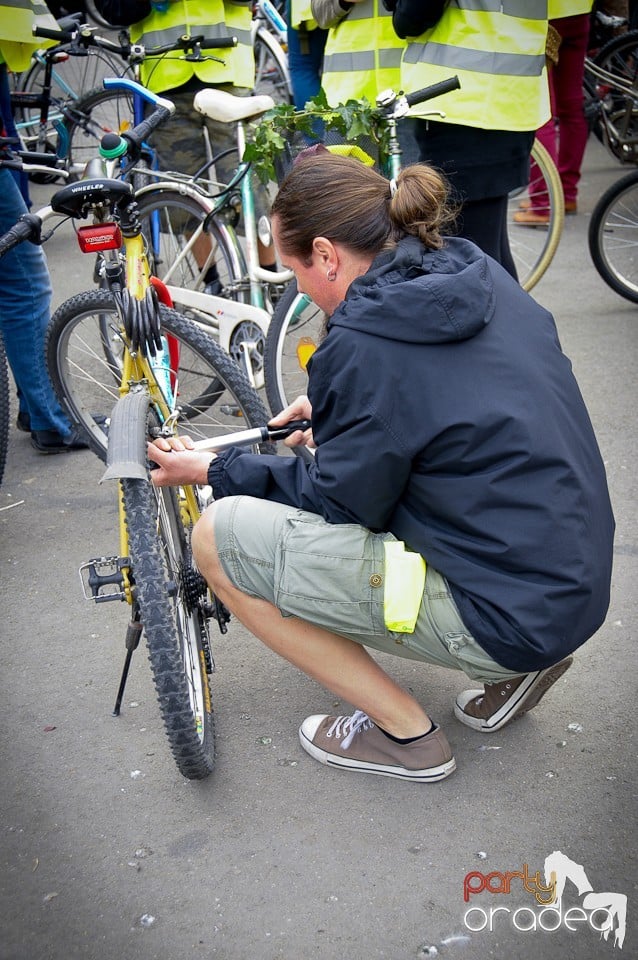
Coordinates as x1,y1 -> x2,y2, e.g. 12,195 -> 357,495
1,134 -> 636,960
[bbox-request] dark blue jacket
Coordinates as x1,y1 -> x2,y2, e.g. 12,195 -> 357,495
209,236 -> 615,672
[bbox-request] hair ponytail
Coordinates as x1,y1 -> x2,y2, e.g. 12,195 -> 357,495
271,152 -> 455,260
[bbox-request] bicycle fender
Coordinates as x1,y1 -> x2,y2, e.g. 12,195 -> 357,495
100,391 -> 151,483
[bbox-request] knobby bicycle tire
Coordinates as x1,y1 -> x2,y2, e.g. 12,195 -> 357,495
0,331 -> 9,487
508,138 -> 564,291
47,289 -> 272,461
122,474 -> 216,779
588,168 -> 638,303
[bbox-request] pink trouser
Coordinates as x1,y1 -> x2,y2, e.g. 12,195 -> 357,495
529,14 -> 591,210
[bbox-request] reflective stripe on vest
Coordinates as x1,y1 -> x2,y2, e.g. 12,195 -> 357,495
0,0 -> 58,71
548,0 -> 593,16
130,0 -> 253,92
400,2 -> 550,130
320,0 -> 405,104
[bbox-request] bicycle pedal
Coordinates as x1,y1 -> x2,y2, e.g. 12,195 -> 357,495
79,556 -> 128,603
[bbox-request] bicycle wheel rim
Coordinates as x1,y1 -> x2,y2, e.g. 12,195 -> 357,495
253,30 -> 292,104
263,280 -> 325,415
589,171 -> 638,303
47,289 -> 273,461
508,138 -> 564,291
16,49 -> 126,154
64,87 -> 135,178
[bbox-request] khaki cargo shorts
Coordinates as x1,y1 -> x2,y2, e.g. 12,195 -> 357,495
212,496 -> 519,684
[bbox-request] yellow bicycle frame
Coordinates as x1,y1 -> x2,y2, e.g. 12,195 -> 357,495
113,233 -> 203,606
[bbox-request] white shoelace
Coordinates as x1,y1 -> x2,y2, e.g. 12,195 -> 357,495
326,710 -> 374,750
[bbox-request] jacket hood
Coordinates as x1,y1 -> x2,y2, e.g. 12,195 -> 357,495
329,236 -> 496,344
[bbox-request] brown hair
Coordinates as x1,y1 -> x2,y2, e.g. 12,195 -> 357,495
270,150 -> 455,262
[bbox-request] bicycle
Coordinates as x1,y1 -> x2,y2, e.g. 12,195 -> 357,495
104,78 -> 297,392
260,81 -> 565,417
11,15 -> 132,177
0,87 -> 281,780
252,0 -> 292,104
588,165 -> 638,302
584,31 -> 638,164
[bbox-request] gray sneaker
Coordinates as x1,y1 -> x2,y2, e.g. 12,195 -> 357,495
299,710 -> 456,782
454,656 -> 574,733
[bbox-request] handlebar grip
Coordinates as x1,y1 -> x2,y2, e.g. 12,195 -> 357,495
267,419 -> 312,440
0,215 -> 41,258
198,36 -> 237,49
405,76 -> 461,108
121,103 -> 174,156
33,25 -> 74,42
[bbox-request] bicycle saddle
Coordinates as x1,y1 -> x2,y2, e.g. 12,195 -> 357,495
51,179 -> 134,218
193,89 -> 275,124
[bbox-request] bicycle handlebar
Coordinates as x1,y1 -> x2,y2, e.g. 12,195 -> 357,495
0,214 -> 42,258
33,21 -> 132,58
146,34 -> 238,55
33,24 -> 75,42
405,75 -> 461,109
101,77 -> 175,159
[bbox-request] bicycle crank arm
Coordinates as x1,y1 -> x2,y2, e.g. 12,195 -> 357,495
192,420 -> 311,452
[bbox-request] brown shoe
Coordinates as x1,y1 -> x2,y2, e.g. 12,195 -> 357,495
454,657 -> 573,733
513,208 -> 550,226
299,710 -> 456,782
565,200 -> 578,214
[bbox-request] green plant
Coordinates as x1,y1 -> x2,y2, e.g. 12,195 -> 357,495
243,89 -> 385,183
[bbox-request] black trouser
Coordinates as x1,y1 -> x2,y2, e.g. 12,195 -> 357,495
450,195 -> 517,281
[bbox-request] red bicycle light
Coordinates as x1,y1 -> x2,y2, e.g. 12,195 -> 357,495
76,223 -> 122,252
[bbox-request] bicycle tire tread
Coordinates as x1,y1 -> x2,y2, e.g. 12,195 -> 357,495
122,476 -> 216,780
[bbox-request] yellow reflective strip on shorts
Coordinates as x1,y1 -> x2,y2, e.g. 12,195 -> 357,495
383,541 -> 426,634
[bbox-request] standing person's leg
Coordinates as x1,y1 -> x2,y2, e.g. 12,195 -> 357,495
455,195 -> 518,279
286,7 -> 328,142
521,69 -> 557,217
0,170 -> 86,452
552,14 -> 590,210
286,16 -> 327,110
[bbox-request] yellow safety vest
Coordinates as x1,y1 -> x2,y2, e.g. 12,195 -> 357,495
290,0 -> 318,30
130,0 -> 254,93
548,0 -> 593,16
0,0 -> 58,72
400,1 -> 551,131
320,0 -> 405,105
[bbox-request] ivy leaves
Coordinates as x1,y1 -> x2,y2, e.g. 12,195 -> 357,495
243,90 -> 386,183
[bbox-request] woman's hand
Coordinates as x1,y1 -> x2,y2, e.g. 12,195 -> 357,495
269,395 -> 315,448
147,435 -> 214,487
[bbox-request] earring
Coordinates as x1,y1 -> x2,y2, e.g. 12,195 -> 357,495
326,267 -> 337,281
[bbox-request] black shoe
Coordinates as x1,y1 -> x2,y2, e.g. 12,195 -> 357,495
30,427 -> 90,454
16,411 -> 31,432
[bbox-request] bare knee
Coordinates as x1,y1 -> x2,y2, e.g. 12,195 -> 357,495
192,502 -> 226,590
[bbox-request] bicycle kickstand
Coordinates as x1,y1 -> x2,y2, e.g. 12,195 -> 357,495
112,608 -> 143,717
